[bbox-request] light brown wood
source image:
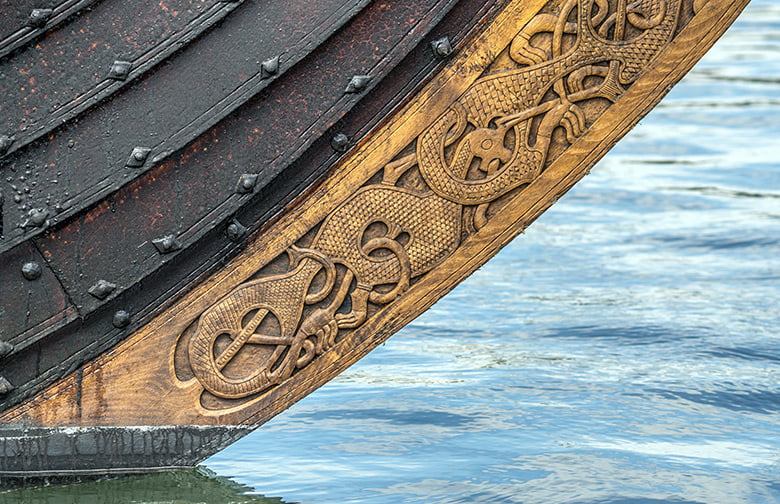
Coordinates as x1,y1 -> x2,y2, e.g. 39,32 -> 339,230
1,0 -> 751,429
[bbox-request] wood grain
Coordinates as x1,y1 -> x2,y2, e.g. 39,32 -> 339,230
0,0 -> 751,431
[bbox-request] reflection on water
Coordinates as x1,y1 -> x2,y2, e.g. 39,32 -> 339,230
4,0 -> 779,503
0,468 -> 287,504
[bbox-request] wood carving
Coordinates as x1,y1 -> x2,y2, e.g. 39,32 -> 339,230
182,0 -> 690,405
1,0 -> 748,433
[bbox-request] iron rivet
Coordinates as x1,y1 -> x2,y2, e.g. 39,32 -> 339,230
27,8 -> 53,28
126,147 -> 151,168
236,173 -> 258,194
88,279 -> 117,300
260,56 -> 280,79
0,341 -> 14,359
22,208 -> 49,228
0,135 -> 13,156
226,219 -> 248,242
112,310 -> 131,329
21,261 -> 42,281
431,36 -> 453,59
331,133 -> 350,152
152,234 -> 182,254
344,75 -> 371,94
0,376 -> 14,395
107,60 -> 132,81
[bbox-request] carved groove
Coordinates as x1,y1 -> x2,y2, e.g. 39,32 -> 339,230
181,0 -> 692,405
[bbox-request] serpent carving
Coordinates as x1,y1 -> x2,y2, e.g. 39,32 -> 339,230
184,0 -> 688,402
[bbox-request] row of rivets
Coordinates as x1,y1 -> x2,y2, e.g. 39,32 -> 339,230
4,38 -> 457,337
330,36 -> 453,152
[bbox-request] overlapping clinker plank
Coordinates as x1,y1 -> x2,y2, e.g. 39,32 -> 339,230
0,0 -> 240,155
0,0 -> 370,254
0,0 -> 103,60
0,0 -> 498,414
36,0 -> 461,316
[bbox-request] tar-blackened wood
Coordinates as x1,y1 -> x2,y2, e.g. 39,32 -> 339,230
0,0 -> 503,414
0,0 -> 245,157
0,0 -> 104,59
0,0 -> 367,252
0,240 -> 75,349
2,0 -> 750,429
0,0 -> 752,476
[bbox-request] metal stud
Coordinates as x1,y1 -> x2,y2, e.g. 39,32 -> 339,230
21,208 -> 49,229
0,135 -> 13,156
112,310 -> 131,329
235,173 -> 258,194
344,75 -> 371,94
107,60 -> 132,81
226,219 -> 248,242
27,8 -> 53,28
260,56 -> 280,79
431,36 -> 453,59
126,147 -> 151,168
331,133 -> 350,152
21,261 -> 42,281
0,340 -> 15,359
88,279 -> 117,300
0,376 -> 13,395
152,234 -> 182,254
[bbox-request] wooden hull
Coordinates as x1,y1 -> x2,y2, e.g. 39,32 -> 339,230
0,0 -> 751,478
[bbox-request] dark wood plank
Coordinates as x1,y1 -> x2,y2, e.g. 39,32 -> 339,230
1,0 -> 749,436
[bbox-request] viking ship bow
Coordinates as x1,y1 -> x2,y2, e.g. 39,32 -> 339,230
0,0 -> 750,478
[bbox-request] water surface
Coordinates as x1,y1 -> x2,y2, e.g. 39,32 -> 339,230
3,1 -> 779,503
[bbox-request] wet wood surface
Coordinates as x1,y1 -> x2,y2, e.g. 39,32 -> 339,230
1,0 -> 751,437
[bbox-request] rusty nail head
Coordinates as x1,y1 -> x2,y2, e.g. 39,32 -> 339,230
22,208 -> 49,229
0,341 -> 14,359
236,174 -> 258,194
0,135 -> 13,156
108,60 -> 132,81
152,234 -> 182,254
126,147 -> 151,168
431,37 -> 453,59
112,310 -> 131,328
226,219 -> 248,242
331,133 -> 350,152
27,9 -> 53,28
21,262 -> 43,281
88,279 -> 117,300
260,56 -> 280,79
344,75 -> 371,94
0,376 -> 14,395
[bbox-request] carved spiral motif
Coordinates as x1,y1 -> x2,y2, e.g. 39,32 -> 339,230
183,0 -> 685,402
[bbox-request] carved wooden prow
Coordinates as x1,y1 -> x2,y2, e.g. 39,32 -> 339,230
0,0 -> 751,476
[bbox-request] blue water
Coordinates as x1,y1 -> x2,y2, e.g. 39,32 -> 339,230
207,3 -> 780,502
4,1 -> 779,503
